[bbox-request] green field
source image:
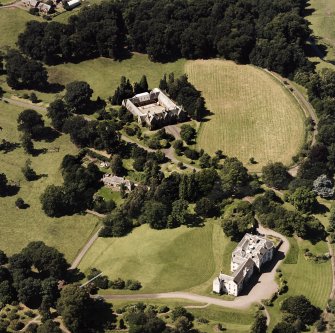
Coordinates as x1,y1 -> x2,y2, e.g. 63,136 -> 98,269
48,54 -> 186,99
186,60 -> 306,172
267,237 -> 332,330
0,100 -> 99,261
79,220 -> 234,294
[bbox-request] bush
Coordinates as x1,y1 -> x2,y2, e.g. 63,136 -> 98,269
109,278 -> 125,290
158,306 -> 169,313
15,197 -> 26,209
125,279 -> 142,290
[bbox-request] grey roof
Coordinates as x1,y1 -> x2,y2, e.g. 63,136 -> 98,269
233,258 -> 255,285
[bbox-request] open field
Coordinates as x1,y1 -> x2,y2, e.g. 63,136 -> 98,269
186,60 -> 306,172
79,220 -> 234,294
267,237 -> 332,330
0,8 -> 42,49
0,100 -> 99,261
48,53 -> 186,99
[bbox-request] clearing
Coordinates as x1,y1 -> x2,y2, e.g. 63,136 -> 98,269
0,100 -> 99,261
48,54 -> 186,99
185,60 -> 306,172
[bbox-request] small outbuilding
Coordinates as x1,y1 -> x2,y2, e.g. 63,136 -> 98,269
63,0 -> 80,10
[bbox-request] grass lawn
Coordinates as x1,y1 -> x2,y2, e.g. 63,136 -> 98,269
48,53 -> 186,99
267,237 -> 332,330
0,8 -> 42,49
0,101 -> 99,261
79,220 -> 234,294
185,60 -> 306,172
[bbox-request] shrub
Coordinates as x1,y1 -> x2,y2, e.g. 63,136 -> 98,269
109,278 -> 125,290
125,279 -> 142,290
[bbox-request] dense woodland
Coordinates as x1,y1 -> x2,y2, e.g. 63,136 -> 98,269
17,0 -> 313,77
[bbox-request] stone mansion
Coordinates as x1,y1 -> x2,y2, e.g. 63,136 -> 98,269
122,88 -> 188,130
213,234 -> 274,296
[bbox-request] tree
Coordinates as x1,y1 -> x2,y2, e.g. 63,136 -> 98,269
313,174 -> 334,198
17,109 -> 44,138
199,153 -> 211,168
0,250 -> 8,265
37,320 -> 62,333
174,316 -> 193,333
0,280 -> 15,305
40,185 -> 67,217
171,307 -> 194,322
250,312 -> 267,333
272,322 -> 296,333
22,159 -> 37,181
57,285 -> 97,333
167,199 -> 189,228
6,49 -> 48,90
110,154 -> 125,176
47,99 -> 72,131
21,133 -> 34,154
139,75 -> 149,92
180,124 -> 196,144
100,209 -> 133,237
281,295 -> 320,325
288,187 -> 317,213
64,81 -> 93,113
15,197 -> 26,209
222,212 -> 255,240
195,197 -> 216,217
30,92 -> 38,103
0,173 -> 8,195
262,162 -> 291,190
139,201 -> 168,229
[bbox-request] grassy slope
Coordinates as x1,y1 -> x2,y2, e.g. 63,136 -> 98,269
0,101 -> 99,261
48,54 -> 186,99
0,9 -> 42,49
185,60 -> 306,172
79,220 -> 234,294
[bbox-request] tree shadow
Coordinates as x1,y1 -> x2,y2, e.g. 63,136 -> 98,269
44,82 -> 65,94
0,184 -> 20,197
0,141 -> 20,154
186,214 -> 205,227
313,201 -> 329,214
66,268 -> 85,283
32,147 -> 48,157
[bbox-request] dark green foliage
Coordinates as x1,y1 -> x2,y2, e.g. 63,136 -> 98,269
250,312 -> 267,333
37,320 -> 62,333
100,209 -> 133,237
20,133 -> 34,154
195,197 -> 217,217
110,154 -> 125,176
0,173 -> 8,195
17,109 -> 44,139
167,199 -> 189,228
109,278 -> 125,290
87,268 -> 109,289
262,162 -> 291,189
0,251 -> 8,266
93,196 -> 116,214
47,99 -> 72,130
272,322 -> 296,333
125,280 -> 142,290
180,124 -> 196,144
281,295 -> 321,325
111,76 -> 134,105
5,50 -> 48,90
222,211 -> 255,241
64,81 -> 93,113
30,93 -> 38,103
15,197 -> 26,209
287,187 -> 317,213
22,159 -> 37,181
171,307 -> 194,322
139,201 -> 168,229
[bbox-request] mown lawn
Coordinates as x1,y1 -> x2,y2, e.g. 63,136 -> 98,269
0,101 -> 99,261
185,60 -> 306,172
79,220 -> 234,294
267,237 -> 332,330
48,53 -> 186,99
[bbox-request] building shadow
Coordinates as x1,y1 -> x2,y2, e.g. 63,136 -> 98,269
238,250 -> 285,297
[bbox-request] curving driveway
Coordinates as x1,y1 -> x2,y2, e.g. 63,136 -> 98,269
99,225 -> 289,309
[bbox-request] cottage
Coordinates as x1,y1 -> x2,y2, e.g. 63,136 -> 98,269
102,174 -> 134,192
213,234 -> 274,296
37,2 -> 52,13
122,88 -> 188,130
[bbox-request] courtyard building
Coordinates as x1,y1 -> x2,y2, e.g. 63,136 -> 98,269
122,88 -> 188,130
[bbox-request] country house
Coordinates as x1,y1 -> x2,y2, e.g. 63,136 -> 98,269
213,234 -> 274,296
